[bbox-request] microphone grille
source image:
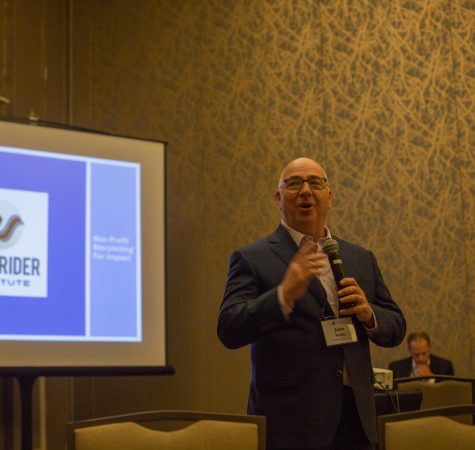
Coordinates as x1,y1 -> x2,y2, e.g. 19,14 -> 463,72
322,238 -> 339,255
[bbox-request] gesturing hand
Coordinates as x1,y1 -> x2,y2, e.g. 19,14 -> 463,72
280,239 -> 326,308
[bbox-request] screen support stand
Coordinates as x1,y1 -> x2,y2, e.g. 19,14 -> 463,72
1,366 -> 175,450
17,374 -> 36,450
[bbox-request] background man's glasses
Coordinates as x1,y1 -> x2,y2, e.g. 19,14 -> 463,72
282,176 -> 328,191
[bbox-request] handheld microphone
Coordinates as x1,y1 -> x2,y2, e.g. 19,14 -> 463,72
322,238 -> 353,309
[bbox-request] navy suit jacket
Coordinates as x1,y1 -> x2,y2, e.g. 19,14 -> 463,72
218,225 -> 406,449
388,354 -> 454,379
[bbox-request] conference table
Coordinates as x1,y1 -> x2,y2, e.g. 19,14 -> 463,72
374,389 -> 423,416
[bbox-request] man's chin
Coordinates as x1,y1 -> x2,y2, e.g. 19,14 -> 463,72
296,212 -> 317,222
292,218 -> 317,232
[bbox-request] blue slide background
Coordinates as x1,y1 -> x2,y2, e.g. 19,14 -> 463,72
0,151 -> 86,335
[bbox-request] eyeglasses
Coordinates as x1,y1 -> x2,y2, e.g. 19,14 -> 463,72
281,176 -> 328,192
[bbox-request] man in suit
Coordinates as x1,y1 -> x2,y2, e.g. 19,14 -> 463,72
388,331 -> 454,378
217,157 -> 406,450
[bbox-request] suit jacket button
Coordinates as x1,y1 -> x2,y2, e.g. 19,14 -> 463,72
335,369 -> 343,377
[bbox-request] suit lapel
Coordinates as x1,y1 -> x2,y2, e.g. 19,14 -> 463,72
268,225 -> 297,266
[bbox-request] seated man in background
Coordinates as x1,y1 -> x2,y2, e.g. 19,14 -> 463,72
388,331 -> 454,378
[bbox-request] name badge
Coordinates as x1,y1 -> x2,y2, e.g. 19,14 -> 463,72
321,317 -> 358,346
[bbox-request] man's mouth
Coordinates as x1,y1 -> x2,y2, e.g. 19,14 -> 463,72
298,203 -> 313,210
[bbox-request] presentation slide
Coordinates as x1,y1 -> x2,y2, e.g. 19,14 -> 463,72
0,146 -> 141,342
0,120 -> 166,368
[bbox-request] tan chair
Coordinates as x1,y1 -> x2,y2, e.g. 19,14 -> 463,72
394,375 -> 475,401
394,375 -> 475,423
377,404 -> 475,450
67,410 -> 266,450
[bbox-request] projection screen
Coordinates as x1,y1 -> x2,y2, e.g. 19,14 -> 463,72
0,119 -> 167,369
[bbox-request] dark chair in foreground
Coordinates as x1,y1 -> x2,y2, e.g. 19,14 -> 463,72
377,404 -> 475,450
67,410 -> 266,450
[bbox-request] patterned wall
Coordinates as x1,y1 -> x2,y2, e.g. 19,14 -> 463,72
3,0 -> 473,428
319,0 -> 475,370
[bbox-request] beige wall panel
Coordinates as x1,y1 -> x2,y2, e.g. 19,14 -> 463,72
42,0 -> 68,122
0,0 -> 14,118
11,0 -> 44,119
0,0 -> 67,122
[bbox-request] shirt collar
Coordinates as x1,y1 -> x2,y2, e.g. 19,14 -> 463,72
280,219 -> 332,247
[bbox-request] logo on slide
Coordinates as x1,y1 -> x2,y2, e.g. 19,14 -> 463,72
0,200 -> 24,250
0,189 -> 49,298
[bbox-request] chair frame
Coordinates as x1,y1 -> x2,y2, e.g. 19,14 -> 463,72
377,404 -> 475,450
67,410 -> 266,450
394,375 -> 475,404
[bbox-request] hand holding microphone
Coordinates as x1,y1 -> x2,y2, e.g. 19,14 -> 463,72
322,239 -> 374,325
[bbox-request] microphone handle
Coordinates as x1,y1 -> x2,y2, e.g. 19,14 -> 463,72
327,252 -> 353,310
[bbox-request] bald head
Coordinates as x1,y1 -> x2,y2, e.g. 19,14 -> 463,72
278,157 -> 329,188
275,157 -> 332,239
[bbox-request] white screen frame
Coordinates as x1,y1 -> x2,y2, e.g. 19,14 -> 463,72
0,119 -> 167,369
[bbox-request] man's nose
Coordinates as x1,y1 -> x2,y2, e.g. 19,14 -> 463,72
299,180 -> 313,194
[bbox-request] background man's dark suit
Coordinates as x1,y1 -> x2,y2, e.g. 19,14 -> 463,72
218,225 -> 406,449
389,354 -> 454,379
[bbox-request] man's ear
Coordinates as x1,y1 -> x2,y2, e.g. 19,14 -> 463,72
275,190 -> 282,210
328,188 -> 333,208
